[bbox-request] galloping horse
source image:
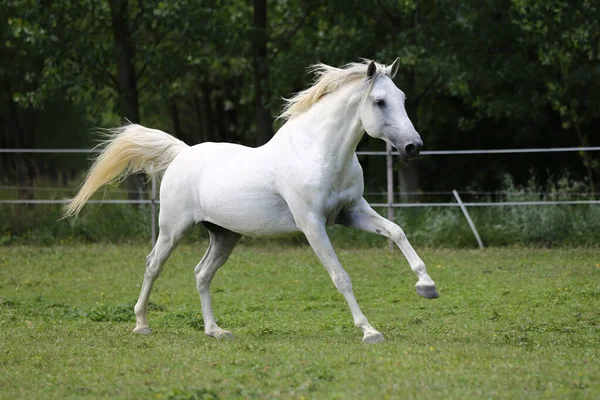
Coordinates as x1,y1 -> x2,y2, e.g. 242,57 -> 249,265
65,59 -> 438,343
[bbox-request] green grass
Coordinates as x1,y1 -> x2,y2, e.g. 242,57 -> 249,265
0,244 -> 599,399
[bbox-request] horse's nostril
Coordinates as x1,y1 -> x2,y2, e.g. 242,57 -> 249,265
405,143 -> 416,155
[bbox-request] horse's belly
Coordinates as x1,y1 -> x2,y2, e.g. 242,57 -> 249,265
202,190 -> 299,238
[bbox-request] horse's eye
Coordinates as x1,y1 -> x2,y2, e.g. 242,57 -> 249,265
375,98 -> 385,107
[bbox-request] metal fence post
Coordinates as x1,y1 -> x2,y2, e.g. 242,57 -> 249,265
452,190 -> 484,249
386,142 -> 394,252
151,172 -> 157,245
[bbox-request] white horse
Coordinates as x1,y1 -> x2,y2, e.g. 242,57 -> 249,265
65,59 -> 438,343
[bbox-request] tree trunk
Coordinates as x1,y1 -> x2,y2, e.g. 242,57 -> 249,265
108,0 -> 145,200
108,0 -> 139,123
212,95 -> 227,143
253,0 -> 272,145
19,107 -> 36,200
573,120 -> 596,193
3,81 -> 19,181
4,81 -> 35,199
194,83 -> 214,143
0,114 -> 6,178
169,100 -> 183,139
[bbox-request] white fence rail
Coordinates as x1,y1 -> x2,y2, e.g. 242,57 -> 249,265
2,146 -> 600,246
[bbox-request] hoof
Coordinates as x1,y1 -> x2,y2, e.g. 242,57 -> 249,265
362,332 -> 385,344
133,327 -> 152,335
416,284 -> 439,299
206,329 -> 234,340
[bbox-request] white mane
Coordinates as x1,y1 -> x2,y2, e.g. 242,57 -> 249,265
279,60 -> 389,120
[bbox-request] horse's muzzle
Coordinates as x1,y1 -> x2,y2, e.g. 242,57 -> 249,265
404,140 -> 423,158
398,139 -> 423,161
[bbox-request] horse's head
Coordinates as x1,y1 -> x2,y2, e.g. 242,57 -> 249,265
360,59 -> 423,161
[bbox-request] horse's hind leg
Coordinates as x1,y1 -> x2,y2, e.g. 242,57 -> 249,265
195,222 -> 241,339
133,216 -> 193,334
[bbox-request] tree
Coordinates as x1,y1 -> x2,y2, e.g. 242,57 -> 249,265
253,0 -> 272,145
511,0 -> 600,189
1,0 -> 598,197
1,1 -> 53,198
108,0 -> 139,124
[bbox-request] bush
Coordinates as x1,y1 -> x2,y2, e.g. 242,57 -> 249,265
1,174 -> 599,247
401,174 -> 600,248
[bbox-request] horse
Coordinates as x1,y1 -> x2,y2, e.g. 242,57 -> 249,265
65,59 -> 438,343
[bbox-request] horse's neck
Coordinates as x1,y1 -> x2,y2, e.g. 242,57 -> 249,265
280,83 -> 365,166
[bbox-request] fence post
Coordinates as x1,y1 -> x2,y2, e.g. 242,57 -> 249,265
452,190 -> 484,249
151,172 -> 157,245
386,142 -> 394,252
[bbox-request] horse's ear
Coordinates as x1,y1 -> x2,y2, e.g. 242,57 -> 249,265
388,57 -> 400,79
366,61 -> 377,81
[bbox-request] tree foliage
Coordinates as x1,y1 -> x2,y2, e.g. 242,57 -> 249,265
1,0 -> 598,193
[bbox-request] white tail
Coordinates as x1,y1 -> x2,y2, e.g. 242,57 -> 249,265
64,124 -> 189,218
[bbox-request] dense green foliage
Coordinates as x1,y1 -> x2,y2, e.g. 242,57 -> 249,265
1,0 -> 599,193
1,245 -> 598,398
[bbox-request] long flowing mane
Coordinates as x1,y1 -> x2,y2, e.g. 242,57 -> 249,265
279,60 -> 388,120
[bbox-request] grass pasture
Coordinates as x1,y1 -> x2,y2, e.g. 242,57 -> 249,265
0,244 -> 599,399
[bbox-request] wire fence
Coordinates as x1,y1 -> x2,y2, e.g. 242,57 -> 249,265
2,146 -> 600,245
355,146 -> 600,155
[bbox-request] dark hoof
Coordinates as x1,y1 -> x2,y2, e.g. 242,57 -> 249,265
416,284 -> 439,299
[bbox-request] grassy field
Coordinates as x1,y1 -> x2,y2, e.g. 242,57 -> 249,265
0,243 -> 598,399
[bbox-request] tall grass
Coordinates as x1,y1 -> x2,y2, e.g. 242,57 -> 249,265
2,175 -> 599,247
405,174 -> 600,247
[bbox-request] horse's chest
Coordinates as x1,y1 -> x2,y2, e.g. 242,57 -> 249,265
301,167 -> 363,224
323,186 -> 360,225
282,158 -> 363,224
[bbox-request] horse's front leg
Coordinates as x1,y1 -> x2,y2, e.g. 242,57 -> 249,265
342,198 -> 438,299
296,214 -> 384,343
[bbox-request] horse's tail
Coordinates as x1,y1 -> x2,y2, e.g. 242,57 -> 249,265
64,124 -> 189,218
